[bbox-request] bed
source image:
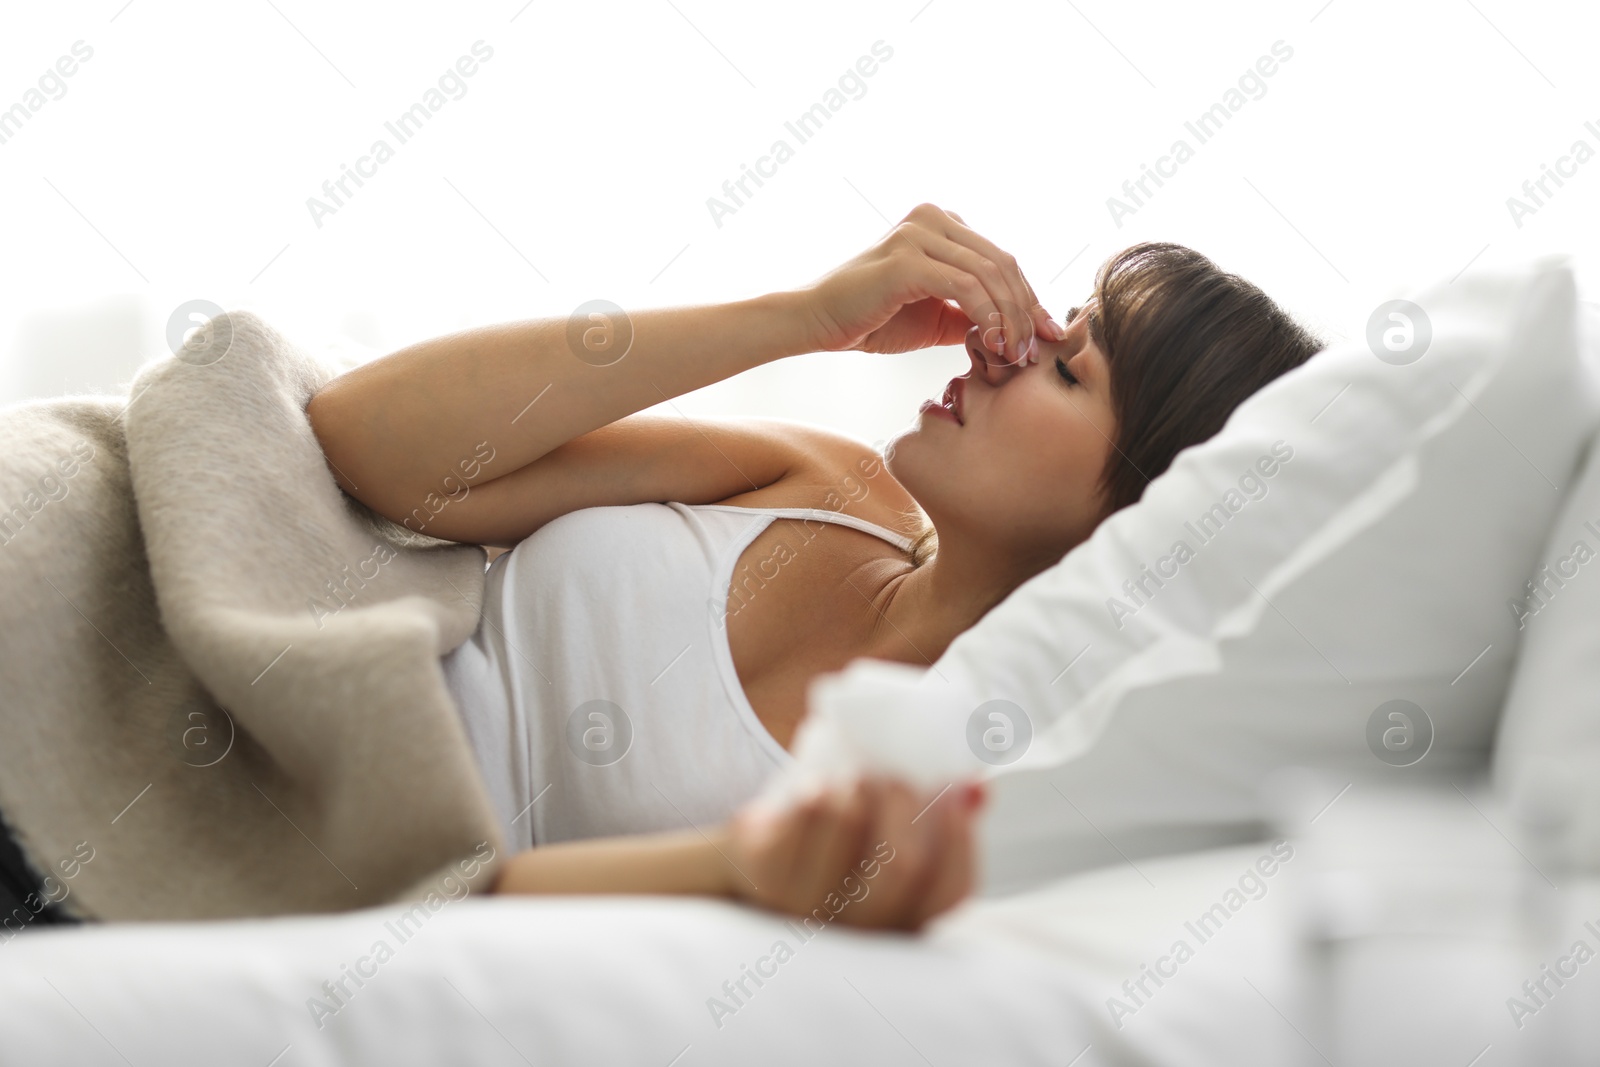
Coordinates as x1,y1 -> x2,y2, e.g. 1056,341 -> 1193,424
4,258 -> 1600,1065
7,780 -> 1596,1067
0,840 -> 1302,1067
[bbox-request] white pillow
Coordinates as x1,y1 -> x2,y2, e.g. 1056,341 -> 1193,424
778,258 -> 1600,883
1491,303 -> 1600,868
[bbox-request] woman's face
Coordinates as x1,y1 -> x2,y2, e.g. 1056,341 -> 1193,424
887,302 -> 1119,563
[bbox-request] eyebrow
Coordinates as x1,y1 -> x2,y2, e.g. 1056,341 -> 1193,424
1067,303 -> 1109,361
1086,304 -> 1107,356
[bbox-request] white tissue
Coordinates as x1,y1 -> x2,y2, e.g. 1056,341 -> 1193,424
755,658 -> 988,810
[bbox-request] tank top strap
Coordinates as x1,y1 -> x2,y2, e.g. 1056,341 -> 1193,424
687,503 -> 916,553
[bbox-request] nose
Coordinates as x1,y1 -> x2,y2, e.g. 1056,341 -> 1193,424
965,324 -> 1015,386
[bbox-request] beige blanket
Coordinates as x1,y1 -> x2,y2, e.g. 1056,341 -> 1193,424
0,312 -> 502,921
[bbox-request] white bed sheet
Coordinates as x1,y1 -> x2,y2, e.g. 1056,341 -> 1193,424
0,843 -> 1301,1067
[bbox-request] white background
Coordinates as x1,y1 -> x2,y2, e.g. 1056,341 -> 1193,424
1,0 -> 1595,444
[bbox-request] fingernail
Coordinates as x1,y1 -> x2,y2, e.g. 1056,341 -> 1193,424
1046,318 -> 1067,340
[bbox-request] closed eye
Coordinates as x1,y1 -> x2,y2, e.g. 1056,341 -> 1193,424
1055,356 -> 1079,386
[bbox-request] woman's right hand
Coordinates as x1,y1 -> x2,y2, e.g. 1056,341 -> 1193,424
795,202 -> 1066,363
714,775 -> 984,931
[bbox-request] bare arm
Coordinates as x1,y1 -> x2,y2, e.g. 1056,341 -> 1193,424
305,292 -> 822,539
493,827 -> 733,897
306,204 -> 1065,545
491,777 -> 984,932
347,412 -> 877,548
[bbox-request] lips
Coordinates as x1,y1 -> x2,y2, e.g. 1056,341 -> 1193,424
941,377 -> 965,425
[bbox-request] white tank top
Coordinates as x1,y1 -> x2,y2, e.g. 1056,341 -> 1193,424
439,502 -> 915,851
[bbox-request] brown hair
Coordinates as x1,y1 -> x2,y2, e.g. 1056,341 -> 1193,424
907,241 -> 1325,566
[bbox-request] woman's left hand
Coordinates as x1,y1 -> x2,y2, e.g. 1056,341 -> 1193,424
794,202 -> 1066,361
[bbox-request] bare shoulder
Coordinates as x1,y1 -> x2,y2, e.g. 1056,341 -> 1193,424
714,418 -> 922,535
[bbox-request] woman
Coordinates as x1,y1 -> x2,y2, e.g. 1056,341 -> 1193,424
306,203 -> 1324,930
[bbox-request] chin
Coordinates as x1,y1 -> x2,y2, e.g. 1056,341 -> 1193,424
882,425 -> 937,508
881,424 -> 917,478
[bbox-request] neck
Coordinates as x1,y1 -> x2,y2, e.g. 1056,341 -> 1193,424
858,531 -> 1049,669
